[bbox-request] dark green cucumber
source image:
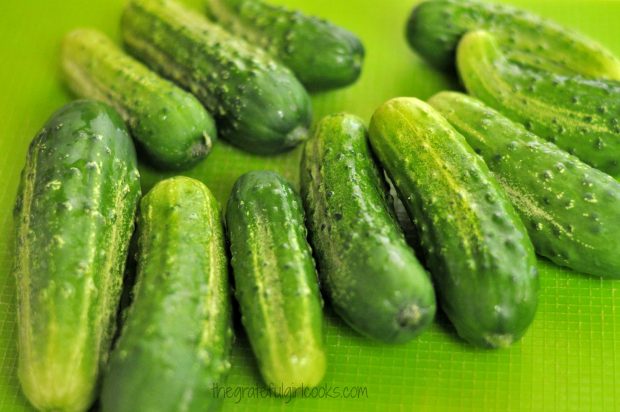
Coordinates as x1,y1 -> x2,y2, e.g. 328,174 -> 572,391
406,0 -> 620,80
226,171 -> 325,389
205,0 -> 364,91
101,176 -> 232,412
122,0 -> 312,154
457,30 -> 620,177
13,100 -> 141,411
368,97 -> 538,348
429,91 -> 620,278
61,29 -> 216,170
300,113 -> 435,343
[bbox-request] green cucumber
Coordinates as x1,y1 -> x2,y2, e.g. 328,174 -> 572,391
300,113 -> 435,343
226,171 -> 325,389
429,91 -> 620,278
368,97 -> 538,348
406,0 -> 620,80
205,0 -> 364,91
61,29 -> 216,170
13,100 -> 141,412
101,176 -> 232,412
121,0 -> 312,154
457,30 -> 620,177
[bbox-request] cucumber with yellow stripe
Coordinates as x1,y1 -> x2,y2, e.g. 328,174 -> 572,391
101,176 -> 232,412
369,97 -> 539,348
457,30 -> 620,177
226,171 -> 325,389
14,100 -> 141,412
300,113 -> 436,343
429,91 -> 620,278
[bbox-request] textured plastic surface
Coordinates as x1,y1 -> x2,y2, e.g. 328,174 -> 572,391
0,0 -> 619,411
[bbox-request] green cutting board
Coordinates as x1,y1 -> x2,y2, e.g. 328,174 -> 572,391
1,0 -> 620,411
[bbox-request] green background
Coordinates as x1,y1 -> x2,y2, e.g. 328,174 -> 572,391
1,0 -> 619,411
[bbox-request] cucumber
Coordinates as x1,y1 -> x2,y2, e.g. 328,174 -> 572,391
300,114 -> 436,343
121,0 -> 312,155
457,30 -> 620,177
61,29 -> 216,170
429,91 -> 620,278
226,171 -> 325,389
406,0 -> 620,80
205,0 -> 364,91
13,100 -> 141,412
368,97 -> 538,348
101,177 -> 232,412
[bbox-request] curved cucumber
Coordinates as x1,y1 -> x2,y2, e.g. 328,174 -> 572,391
13,100 -> 141,411
101,177 -> 232,412
122,0 -> 312,154
369,97 -> 538,348
226,171 -> 325,389
206,0 -> 364,91
457,30 -> 620,177
430,91 -> 620,278
61,29 -> 216,170
300,113 -> 435,343
406,0 -> 620,80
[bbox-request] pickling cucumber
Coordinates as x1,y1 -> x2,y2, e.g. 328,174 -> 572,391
14,100 -> 141,411
300,113 -> 436,343
226,171 -> 325,389
206,0 -> 364,91
457,30 -> 620,177
406,0 -> 620,80
101,176 -> 232,412
61,29 -> 216,170
429,91 -> 620,278
122,0 -> 312,154
369,97 -> 539,348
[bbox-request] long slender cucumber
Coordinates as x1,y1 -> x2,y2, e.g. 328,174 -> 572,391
226,171 -> 326,389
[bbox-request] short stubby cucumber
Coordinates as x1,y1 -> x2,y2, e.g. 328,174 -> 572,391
406,0 -> 620,80
226,171 -> 325,389
300,113 -> 436,343
13,100 -> 141,412
457,30 -> 620,177
122,0 -> 312,155
430,91 -> 620,278
369,97 -> 539,348
61,29 -> 216,170
206,0 -> 364,91
101,177 -> 232,412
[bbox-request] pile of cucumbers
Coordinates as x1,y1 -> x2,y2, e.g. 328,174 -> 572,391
12,0 -> 620,411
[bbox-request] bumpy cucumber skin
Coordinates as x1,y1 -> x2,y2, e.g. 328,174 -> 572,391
226,171 -> 325,389
406,0 -> 620,80
61,29 -> 217,170
300,114 -> 436,343
13,100 -> 141,412
368,98 -> 539,348
101,177 -> 232,412
122,0 -> 312,155
457,30 -> 620,177
205,0 -> 364,91
430,92 -> 620,278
